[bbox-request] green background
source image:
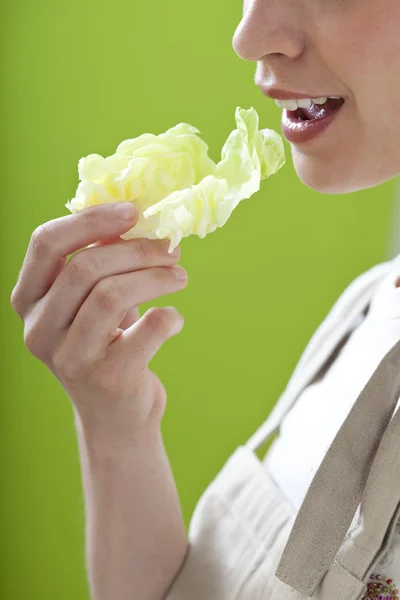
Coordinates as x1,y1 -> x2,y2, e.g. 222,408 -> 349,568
2,0 -> 398,598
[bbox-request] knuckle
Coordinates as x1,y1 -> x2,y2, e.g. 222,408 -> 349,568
10,286 -> 20,314
30,222 -> 55,258
76,311 -> 93,335
94,278 -> 124,310
23,321 -> 43,356
66,252 -> 97,285
53,351 -> 81,382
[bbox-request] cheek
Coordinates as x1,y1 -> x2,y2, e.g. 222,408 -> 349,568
328,4 -> 400,97
285,1 -> 400,192
319,5 -> 400,154
314,1 -> 400,94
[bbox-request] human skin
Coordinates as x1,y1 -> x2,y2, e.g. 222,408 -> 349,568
10,203 -> 190,600
232,0 -> 400,194
11,3 -> 400,600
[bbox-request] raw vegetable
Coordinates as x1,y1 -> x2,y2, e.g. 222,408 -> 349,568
66,107 -> 285,253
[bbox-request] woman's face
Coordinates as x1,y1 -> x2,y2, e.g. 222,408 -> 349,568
232,0 -> 400,194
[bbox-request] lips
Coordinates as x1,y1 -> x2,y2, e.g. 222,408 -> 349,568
257,83 -> 346,143
260,87 -> 325,100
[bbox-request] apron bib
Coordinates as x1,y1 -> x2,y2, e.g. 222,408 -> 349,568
166,260 -> 400,600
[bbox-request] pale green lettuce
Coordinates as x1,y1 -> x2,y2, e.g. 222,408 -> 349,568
66,107 -> 285,253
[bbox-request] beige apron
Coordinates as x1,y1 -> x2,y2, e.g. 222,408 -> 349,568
165,260 -> 400,600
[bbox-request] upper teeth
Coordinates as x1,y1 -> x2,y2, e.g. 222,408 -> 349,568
275,96 -> 341,110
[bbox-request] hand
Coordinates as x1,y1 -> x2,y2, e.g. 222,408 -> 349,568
10,202 -> 188,439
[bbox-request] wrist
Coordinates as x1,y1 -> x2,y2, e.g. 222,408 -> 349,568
73,405 -> 162,460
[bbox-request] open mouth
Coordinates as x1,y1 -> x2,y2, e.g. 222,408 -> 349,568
279,96 -> 346,143
288,97 -> 345,121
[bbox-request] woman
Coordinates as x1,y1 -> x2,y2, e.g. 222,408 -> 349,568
10,0 -> 400,599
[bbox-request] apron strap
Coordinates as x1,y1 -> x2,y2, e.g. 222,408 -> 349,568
275,338 -> 400,596
336,405 -> 400,580
245,261 -> 391,453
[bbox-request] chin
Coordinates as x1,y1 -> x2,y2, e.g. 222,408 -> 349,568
292,151 -> 398,195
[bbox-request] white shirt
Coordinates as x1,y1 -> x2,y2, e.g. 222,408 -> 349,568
264,253 -> 400,583
165,256 -> 400,599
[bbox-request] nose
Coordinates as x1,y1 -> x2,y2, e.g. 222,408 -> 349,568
232,0 -> 306,62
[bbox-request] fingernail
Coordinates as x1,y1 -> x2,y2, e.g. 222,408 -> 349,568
171,266 -> 187,280
116,202 -> 135,220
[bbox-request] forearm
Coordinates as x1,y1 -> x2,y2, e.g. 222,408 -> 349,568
73,410 -> 188,600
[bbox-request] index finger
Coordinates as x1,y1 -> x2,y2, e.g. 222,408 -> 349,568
12,202 -> 138,314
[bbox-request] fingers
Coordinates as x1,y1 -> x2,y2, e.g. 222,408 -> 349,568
112,306 -> 185,365
11,202 -> 139,318
62,265 -> 187,363
118,305 -> 141,331
41,237 -> 181,332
